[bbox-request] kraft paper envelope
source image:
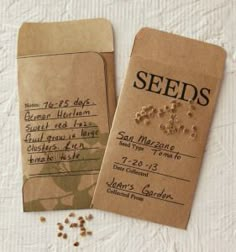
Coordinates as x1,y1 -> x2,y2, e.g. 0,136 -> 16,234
17,19 -> 116,211
92,28 -> 226,229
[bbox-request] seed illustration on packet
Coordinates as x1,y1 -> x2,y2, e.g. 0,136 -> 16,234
17,19 -> 116,212
92,28 -> 226,229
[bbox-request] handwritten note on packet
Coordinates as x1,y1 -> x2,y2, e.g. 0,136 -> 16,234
17,19 -> 116,211
92,28 -> 226,229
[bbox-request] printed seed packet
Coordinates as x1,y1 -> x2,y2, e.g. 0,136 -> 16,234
92,28 -> 226,229
17,19 -> 116,211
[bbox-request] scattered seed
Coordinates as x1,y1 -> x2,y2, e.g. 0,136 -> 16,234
78,216 -> 84,221
170,100 -> 176,103
144,119 -> 150,125
80,227 -> 86,232
40,216 -> 46,223
183,128 -> 189,134
192,125 -> 197,131
188,99 -> 193,104
191,132 -> 197,138
87,231 -> 93,236
70,223 -> 78,228
63,233 -> 68,239
160,124 -> 165,130
170,103 -> 176,109
80,219 -> 85,224
187,111 -> 193,117
135,118 -> 140,124
69,212 -> 75,217
176,101 -> 181,106
74,242 -> 79,247
164,105 -> 170,111
140,111 -> 147,116
57,232 -> 63,238
58,225 -> 64,231
135,112 -> 141,118
179,125 -> 184,130
148,111 -> 154,118
64,218 -> 69,224
80,231 -> 86,237
175,118 -> 179,123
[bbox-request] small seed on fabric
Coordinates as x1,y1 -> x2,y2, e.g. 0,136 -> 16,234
57,232 -> 63,238
58,225 -> 64,231
64,218 -> 69,224
80,231 -> 86,237
69,212 -> 75,217
63,233 -> 68,239
40,217 -> 46,223
87,231 -> 93,236
74,242 -> 79,247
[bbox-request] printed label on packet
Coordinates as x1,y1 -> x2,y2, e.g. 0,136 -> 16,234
92,28 -> 226,229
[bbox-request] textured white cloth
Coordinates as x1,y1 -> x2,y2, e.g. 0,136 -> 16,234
0,0 -> 235,251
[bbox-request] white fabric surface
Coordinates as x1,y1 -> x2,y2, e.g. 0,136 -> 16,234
0,0 -> 236,251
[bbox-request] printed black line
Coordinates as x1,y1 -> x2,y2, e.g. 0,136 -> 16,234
24,114 -> 98,122
29,169 -> 100,177
24,136 -> 99,144
24,104 -> 97,111
107,185 -> 184,206
114,162 -> 190,182
28,158 -> 100,166
26,125 -> 98,133
116,138 -> 196,159
28,147 -> 100,155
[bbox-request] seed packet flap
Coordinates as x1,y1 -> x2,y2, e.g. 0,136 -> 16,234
17,19 -> 115,211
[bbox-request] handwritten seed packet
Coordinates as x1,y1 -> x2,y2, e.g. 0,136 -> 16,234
17,19 -> 116,211
92,28 -> 226,229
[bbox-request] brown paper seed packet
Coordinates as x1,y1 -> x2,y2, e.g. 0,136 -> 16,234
17,19 -> 116,211
92,28 -> 226,229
